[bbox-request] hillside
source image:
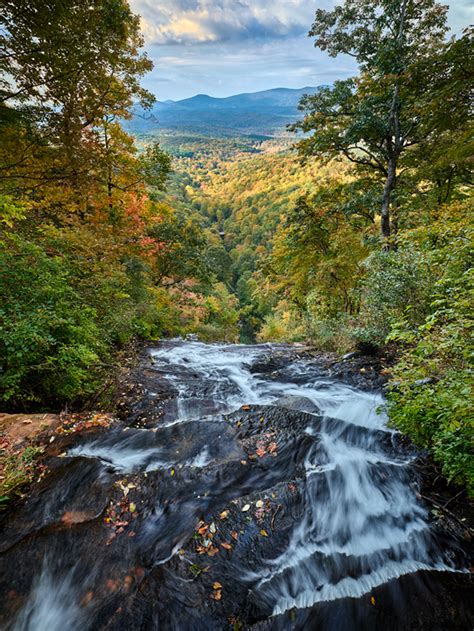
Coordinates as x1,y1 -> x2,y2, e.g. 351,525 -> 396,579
124,86 -> 321,137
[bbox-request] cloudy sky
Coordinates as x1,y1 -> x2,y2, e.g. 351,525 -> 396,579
129,0 -> 473,101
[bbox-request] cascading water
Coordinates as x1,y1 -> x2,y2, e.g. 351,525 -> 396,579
148,342 -> 457,614
1,341 -> 470,631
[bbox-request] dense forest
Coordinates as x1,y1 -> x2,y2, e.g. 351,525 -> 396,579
0,0 -> 472,502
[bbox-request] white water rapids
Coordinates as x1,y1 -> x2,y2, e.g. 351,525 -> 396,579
10,341 -> 463,630
146,342 -> 457,614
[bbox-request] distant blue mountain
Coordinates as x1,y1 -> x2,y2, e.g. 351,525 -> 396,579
124,86 -> 322,137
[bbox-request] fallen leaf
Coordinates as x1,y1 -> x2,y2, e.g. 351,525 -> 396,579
231,531 -> 238,540
212,582 -> 222,590
268,442 -> 277,454
242,504 -> 250,512
82,591 -> 93,606
256,447 -> 266,457
61,511 -> 90,526
211,589 -> 222,601
129,502 -> 136,513
207,546 -> 219,557
241,405 -> 250,411
221,542 -> 232,550
209,522 -> 217,534
240,460 -> 247,465
255,500 -> 264,508
370,596 -> 376,606
170,468 -> 175,476
219,510 -> 229,519
260,530 -> 268,537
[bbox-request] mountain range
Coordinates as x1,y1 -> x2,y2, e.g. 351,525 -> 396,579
124,86 -> 321,137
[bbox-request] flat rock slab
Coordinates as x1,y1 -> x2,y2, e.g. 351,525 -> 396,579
0,413 -> 60,443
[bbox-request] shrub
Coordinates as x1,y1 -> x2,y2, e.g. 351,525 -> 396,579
257,300 -> 306,343
0,236 -> 105,407
356,246 -> 435,346
387,205 -> 473,495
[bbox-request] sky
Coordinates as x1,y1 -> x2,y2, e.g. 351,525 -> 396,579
129,0 -> 473,101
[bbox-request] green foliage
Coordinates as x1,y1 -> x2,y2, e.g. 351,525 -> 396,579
294,0 -> 449,240
0,237 -> 105,406
387,201 -> 473,494
0,195 -> 27,227
356,246 -> 434,346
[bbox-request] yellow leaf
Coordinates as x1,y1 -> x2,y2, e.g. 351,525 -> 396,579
211,589 -> 222,601
212,582 -> 222,590
260,530 -> 268,537
129,502 -> 136,513
370,596 -> 376,606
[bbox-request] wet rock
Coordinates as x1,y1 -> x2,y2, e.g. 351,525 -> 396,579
274,394 -> 322,415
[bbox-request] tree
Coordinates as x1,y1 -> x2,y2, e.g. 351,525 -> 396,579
0,0 -> 154,198
401,28 -> 473,207
293,0 -> 448,243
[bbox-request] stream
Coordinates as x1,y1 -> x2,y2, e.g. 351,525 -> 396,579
0,342 -> 471,630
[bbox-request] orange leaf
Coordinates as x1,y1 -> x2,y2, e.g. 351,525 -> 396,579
221,542 -> 232,550
231,531 -> 238,540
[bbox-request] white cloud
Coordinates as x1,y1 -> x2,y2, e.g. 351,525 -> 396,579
131,0 -> 330,45
129,0 -> 472,100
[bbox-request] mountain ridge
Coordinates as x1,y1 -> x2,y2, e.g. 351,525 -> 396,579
125,86 -> 322,137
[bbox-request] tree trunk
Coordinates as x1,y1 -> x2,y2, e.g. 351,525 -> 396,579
381,158 -> 396,242
103,118 -> 113,213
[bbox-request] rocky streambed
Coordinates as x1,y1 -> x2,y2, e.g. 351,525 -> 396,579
0,341 -> 472,630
